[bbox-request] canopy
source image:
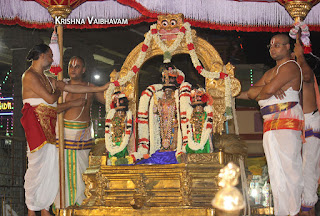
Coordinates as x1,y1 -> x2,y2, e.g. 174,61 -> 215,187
0,0 -> 320,31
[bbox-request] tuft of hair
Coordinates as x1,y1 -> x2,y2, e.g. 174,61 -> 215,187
26,44 -> 50,61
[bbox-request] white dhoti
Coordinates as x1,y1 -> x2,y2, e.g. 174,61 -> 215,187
23,98 -> 59,211
259,89 -> 304,216
302,111 -> 320,207
25,144 -> 59,211
55,120 -> 93,208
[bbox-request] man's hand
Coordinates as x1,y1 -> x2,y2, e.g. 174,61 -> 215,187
56,80 -> 66,91
294,29 -> 304,58
274,88 -> 286,100
102,82 -> 110,91
71,98 -> 87,107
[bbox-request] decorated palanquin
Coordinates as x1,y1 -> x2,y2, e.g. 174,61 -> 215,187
59,14 -> 245,216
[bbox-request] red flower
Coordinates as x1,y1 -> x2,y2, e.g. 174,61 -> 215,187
176,75 -> 184,84
201,94 -> 209,103
187,43 -> 194,50
151,29 -> 158,34
113,80 -> 120,87
49,66 -> 62,76
142,44 -> 148,52
132,65 -> 139,74
196,66 -> 203,74
304,45 -> 312,54
220,72 -> 228,79
180,26 -> 186,33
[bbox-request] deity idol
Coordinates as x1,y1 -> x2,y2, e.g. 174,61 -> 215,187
132,65 -> 190,164
181,87 -> 214,154
105,91 -> 134,165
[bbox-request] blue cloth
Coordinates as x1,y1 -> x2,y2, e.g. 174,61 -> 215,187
135,150 -> 178,165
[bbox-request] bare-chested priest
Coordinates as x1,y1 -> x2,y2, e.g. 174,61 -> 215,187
21,44 -> 109,216
248,34 -> 304,216
54,56 -> 105,209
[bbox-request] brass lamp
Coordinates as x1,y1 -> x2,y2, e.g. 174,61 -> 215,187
212,162 -> 245,216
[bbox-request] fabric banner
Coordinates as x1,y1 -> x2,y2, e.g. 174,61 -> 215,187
1,0 -> 320,31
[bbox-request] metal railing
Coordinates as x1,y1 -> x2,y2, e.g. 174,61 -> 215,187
0,136 -> 26,216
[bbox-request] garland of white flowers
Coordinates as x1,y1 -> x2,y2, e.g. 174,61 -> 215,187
151,23 -> 185,63
131,84 -> 162,161
105,109 -> 133,156
185,105 -> 213,151
178,82 -> 193,155
289,20 -> 312,54
151,22 -> 232,118
109,21 -> 232,121
105,83 -> 116,114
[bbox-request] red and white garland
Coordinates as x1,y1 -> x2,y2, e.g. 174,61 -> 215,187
110,21 -> 232,119
132,84 -> 162,160
133,83 -> 185,160
179,82 -> 192,155
48,29 -> 62,76
289,21 -> 312,54
105,109 -> 133,156
104,22 -> 234,157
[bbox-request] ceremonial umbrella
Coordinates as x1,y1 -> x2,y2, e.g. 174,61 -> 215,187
277,0 -> 320,21
1,0 -> 320,31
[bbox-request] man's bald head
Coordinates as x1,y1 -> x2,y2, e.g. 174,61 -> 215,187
272,34 -> 290,45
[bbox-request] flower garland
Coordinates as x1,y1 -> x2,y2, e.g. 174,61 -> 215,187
110,21 -> 233,121
289,21 -> 312,54
185,105 -> 213,152
105,109 -> 133,156
131,84 -> 162,161
178,82 -> 193,156
105,83 -> 116,114
110,31 -> 153,89
150,24 -> 185,63
152,22 -> 232,118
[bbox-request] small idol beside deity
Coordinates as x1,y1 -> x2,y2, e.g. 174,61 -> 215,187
105,91 -> 134,165
132,64 -> 189,164
182,87 -> 214,154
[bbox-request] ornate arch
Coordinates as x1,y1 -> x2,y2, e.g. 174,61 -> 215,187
111,29 -> 241,134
